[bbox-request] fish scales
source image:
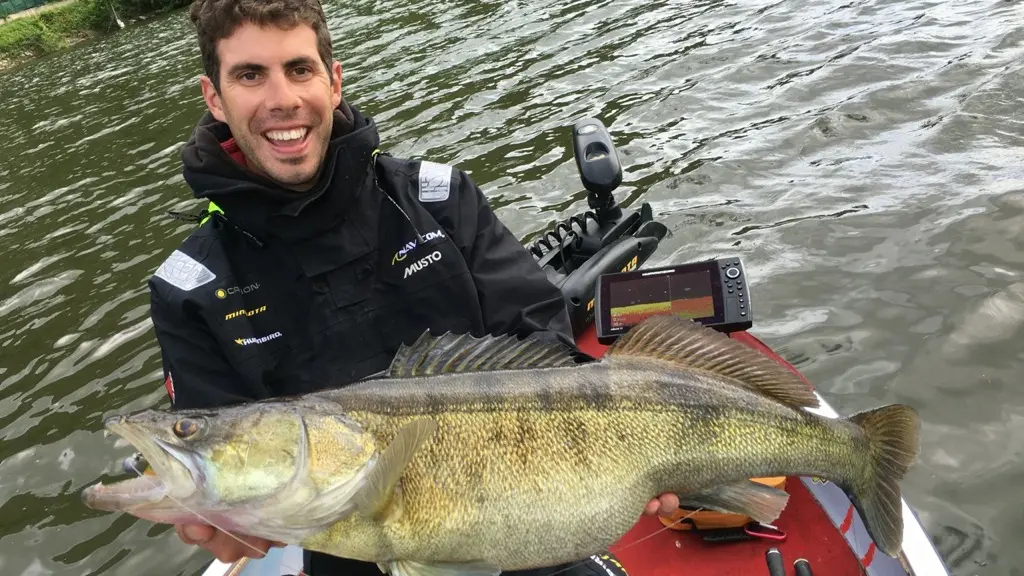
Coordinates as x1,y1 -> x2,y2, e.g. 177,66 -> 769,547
300,362 -> 862,568
82,315 -> 920,576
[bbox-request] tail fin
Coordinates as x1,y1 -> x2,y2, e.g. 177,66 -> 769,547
847,404 -> 921,557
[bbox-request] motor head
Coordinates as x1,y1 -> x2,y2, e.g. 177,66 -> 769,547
572,118 -> 623,223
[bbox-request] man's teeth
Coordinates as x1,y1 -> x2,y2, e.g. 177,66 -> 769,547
265,128 -> 307,142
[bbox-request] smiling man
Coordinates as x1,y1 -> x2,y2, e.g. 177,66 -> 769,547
149,0 -> 675,575
196,16 -> 334,189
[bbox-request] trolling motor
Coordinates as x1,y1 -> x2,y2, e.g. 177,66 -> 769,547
531,118 -> 669,338
575,120 -> 623,224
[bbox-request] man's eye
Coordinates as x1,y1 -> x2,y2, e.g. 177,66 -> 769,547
240,72 -> 259,82
293,67 -> 311,76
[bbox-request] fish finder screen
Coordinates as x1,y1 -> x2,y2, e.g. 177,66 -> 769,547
608,270 -> 715,328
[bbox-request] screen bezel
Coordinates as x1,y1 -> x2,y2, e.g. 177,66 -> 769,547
596,260 -> 725,338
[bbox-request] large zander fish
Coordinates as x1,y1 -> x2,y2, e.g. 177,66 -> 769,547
82,315 -> 920,576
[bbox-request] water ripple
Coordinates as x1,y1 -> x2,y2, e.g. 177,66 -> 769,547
0,0 -> 1022,573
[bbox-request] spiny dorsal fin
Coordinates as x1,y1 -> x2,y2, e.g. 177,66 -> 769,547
355,418 -> 438,520
605,315 -> 819,410
385,329 -> 583,378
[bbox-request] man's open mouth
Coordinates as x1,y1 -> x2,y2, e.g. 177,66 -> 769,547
264,127 -> 310,153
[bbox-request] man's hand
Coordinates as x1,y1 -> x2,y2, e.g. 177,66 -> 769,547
642,493 -> 680,518
176,523 -> 284,563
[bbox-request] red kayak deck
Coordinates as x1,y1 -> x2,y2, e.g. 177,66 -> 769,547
575,326 -> 867,576
611,479 -> 865,575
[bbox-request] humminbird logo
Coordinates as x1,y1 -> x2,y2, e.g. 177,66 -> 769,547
234,331 -> 282,346
392,229 -> 446,265
404,251 -> 442,278
225,305 -> 267,321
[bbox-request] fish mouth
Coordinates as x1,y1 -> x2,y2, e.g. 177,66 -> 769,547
82,416 -> 200,513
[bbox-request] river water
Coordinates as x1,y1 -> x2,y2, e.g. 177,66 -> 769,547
1,0 -> 1021,574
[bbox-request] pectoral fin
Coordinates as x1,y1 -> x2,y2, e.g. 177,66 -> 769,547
384,559 -> 502,576
676,479 -> 790,525
356,418 -> 438,519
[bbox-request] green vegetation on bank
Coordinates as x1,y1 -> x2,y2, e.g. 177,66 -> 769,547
0,0 -> 190,70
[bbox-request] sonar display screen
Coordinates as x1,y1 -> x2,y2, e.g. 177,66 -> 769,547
608,270 -> 716,328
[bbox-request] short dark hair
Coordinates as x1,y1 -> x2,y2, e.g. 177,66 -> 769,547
188,0 -> 335,91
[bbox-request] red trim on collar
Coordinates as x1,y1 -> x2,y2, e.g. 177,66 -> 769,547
221,137 -> 248,167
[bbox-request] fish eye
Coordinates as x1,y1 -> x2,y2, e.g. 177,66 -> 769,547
173,418 -> 201,438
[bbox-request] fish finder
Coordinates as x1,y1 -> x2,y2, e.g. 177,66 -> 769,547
594,257 -> 753,344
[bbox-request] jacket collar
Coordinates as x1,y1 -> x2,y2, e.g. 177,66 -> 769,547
180,100 -> 381,247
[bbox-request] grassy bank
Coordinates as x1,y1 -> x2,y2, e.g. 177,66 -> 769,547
0,0 -> 189,72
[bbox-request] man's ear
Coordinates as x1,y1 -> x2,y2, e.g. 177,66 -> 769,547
200,75 -> 227,122
330,61 -> 342,108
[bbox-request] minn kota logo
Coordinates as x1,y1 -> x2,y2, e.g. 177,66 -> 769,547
225,305 -> 267,321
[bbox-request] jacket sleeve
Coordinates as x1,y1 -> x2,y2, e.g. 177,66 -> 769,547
149,286 -> 268,410
455,170 -> 574,345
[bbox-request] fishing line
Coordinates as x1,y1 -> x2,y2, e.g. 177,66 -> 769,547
541,506 -> 706,576
611,507 -> 705,552
126,461 -> 308,576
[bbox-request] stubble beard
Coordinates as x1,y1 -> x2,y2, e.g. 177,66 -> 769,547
234,113 -> 333,192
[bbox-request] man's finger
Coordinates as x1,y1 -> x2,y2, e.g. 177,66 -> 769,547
177,523 -> 215,545
657,493 -> 679,517
206,532 -> 261,563
201,530 -> 242,562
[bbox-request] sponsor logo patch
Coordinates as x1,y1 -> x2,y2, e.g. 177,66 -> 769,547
590,554 -> 627,576
154,250 -> 216,291
225,305 -> 267,321
404,250 -> 442,278
235,331 -> 283,347
391,229 -> 446,265
215,282 -> 260,299
418,161 -> 451,202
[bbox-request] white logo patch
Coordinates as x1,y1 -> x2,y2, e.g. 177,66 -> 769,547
418,161 -> 451,203
392,229 -> 446,265
154,250 -> 216,291
404,250 -> 442,278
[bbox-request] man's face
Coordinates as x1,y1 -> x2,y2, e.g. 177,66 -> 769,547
200,22 -> 342,191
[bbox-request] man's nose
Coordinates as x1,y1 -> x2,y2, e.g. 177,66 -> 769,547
265,73 -> 302,112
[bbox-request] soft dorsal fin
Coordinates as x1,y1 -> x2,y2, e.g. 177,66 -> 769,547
384,329 -> 583,378
605,315 -> 819,410
355,418 -> 438,520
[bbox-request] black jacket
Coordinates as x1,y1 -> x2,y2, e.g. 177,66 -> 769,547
150,102 -> 573,410
150,103 -> 624,576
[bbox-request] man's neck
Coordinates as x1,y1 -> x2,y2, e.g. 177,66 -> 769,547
218,137 -> 323,192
